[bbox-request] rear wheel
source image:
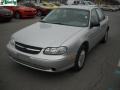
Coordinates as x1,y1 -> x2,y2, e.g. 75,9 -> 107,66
37,10 -> 42,16
15,12 -> 21,19
101,31 -> 108,43
74,47 -> 86,71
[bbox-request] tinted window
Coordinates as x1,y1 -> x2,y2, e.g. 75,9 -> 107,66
96,8 -> 105,21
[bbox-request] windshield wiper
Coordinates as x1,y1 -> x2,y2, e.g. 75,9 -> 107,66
51,22 -> 66,25
40,20 -> 48,23
40,21 -> 66,25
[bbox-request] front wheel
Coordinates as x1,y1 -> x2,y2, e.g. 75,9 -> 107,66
74,47 -> 86,71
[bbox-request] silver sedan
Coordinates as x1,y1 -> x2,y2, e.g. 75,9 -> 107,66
7,5 -> 109,72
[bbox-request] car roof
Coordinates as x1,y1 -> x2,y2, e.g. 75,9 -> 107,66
59,5 -> 98,11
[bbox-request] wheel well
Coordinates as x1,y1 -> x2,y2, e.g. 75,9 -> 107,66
107,26 -> 109,31
81,41 -> 89,53
14,11 -> 21,18
15,11 -> 20,15
15,10 -> 18,13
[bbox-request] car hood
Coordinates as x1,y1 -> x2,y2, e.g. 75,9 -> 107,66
13,22 -> 86,48
18,6 -> 35,11
0,8 -> 11,14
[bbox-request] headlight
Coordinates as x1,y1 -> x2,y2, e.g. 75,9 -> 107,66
43,46 -> 67,55
9,38 -> 15,46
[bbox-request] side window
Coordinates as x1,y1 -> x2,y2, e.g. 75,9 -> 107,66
96,8 -> 105,21
91,9 -> 99,24
88,2 -> 92,5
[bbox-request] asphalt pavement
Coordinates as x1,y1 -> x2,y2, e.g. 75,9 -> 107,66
0,12 -> 120,90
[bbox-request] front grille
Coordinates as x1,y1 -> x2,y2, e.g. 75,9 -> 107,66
11,55 -> 49,70
15,42 -> 42,54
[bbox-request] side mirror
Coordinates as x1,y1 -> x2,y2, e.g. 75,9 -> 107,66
90,21 -> 100,28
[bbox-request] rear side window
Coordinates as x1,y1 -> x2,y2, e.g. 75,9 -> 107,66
96,8 -> 105,21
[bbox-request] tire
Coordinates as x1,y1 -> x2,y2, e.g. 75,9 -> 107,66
74,46 -> 86,71
15,12 -> 21,19
37,10 -> 41,16
7,18 -> 12,22
101,31 -> 108,43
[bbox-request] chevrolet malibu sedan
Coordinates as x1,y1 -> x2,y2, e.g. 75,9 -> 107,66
7,5 -> 109,72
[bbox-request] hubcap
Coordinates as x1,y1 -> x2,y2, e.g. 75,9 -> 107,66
78,50 -> 85,68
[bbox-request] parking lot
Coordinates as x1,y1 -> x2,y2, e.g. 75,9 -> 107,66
0,11 -> 120,90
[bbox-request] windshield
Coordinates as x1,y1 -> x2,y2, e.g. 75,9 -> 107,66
42,8 -> 90,27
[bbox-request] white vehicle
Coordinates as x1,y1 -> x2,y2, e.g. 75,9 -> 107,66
101,5 -> 119,11
67,0 -> 84,5
7,5 -> 109,72
83,1 -> 95,5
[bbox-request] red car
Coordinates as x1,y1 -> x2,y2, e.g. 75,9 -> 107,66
4,6 -> 37,19
22,2 -> 50,16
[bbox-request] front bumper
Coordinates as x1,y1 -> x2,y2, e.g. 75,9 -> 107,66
0,15 -> 12,21
7,43 -> 74,72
